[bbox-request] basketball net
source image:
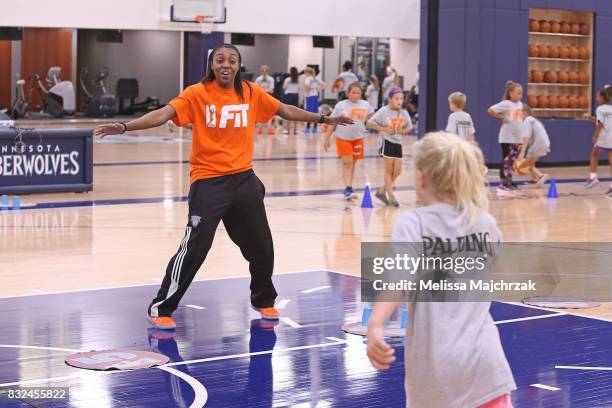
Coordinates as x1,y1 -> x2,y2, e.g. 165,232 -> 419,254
195,15 -> 214,34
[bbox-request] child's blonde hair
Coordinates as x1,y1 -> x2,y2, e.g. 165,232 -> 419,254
414,132 -> 489,227
304,67 -> 315,76
448,92 -> 467,109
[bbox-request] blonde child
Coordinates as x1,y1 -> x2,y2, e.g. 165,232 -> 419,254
366,132 -> 516,408
323,82 -> 374,199
488,81 -> 524,194
446,91 -> 476,142
382,66 -> 398,103
254,65 -> 276,135
584,85 -> 612,196
366,87 -> 413,207
518,105 -> 550,186
304,67 -> 325,134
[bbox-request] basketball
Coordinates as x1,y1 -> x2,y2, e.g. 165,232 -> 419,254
548,95 -> 560,109
578,71 -> 589,84
568,95 -> 579,109
538,95 -> 550,108
580,23 -> 590,35
528,95 -> 538,108
539,20 -> 551,32
558,95 -> 570,108
569,46 -> 580,59
544,71 -> 557,83
532,70 -> 544,83
550,21 -> 561,33
578,46 -> 589,59
558,71 -> 569,84
560,21 -> 571,33
549,46 -> 560,58
539,45 -> 550,58
568,71 -> 578,84
577,95 -> 588,108
529,19 -> 540,32
559,46 -> 570,59
570,23 -> 581,34
513,159 -> 532,176
528,44 -> 539,57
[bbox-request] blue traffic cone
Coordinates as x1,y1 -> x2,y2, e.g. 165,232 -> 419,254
361,184 -> 374,208
361,207 -> 373,228
546,178 -> 558,198
1,195 -> 8,207
12,196 -> 20,209
400,307 -> 408,329
361,307 -> 373,327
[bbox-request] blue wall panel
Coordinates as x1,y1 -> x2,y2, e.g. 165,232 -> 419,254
423,0 -> 606,164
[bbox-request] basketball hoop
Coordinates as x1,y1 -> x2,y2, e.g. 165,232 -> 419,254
195,15 -> 214,34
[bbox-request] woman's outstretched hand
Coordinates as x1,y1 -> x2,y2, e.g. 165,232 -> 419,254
94,123 -> 125,138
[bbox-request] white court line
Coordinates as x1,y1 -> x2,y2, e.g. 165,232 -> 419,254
280,317 -> 302,328
0,269 -> 328,300
0,339 -> 348,388
530,383 -> 561,391
185,305 -> 205,310
275,299 -> 290,309
494,313 -> 565,325
301,286 -> 331,294
501,300 -> 612,324
0,344 -> 81,353
555,365 -> 612,371
158,366 -> 208,408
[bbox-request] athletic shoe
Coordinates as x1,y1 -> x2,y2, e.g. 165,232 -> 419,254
496,185 -> 516,197
607,188 -> 612,198
343,187 -> 353,200
585,177 -> 600,189
147,315 -> 176,330
375,191 -> 389,205
389,196 -> 400,207
312,128 -> 318,134
509,181 -> 519,190
535,174 -> 549,186
305,127 -> 311,134
253,307 -> 280,320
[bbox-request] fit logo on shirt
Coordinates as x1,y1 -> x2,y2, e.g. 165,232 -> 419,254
350,109 -> 366,120
387,118 -> 405,130
508,109 -> 523,121
205,104 -> 250,128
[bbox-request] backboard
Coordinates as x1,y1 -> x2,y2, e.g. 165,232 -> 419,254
170,0 -> 226,24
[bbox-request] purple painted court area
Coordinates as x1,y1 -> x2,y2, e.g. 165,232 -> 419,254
0,271 -> 611,407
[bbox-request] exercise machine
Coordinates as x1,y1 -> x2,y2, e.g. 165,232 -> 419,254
80,66 -> 117,118
116,78 -> 162,115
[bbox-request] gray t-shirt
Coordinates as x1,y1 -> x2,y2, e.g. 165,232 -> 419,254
339,71 -> 359,91
446,111 -> 475,141
331,100 -> 374,141
596,104 -> 612,148
489,100 -> 524,144
392,204 -> 517,408
369,105 -> 412,144
523,116 -> 550,157
254,75 -> 274,93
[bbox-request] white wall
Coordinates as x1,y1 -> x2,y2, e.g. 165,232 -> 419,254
390,39 -> 420,91
0,0 -> 420,39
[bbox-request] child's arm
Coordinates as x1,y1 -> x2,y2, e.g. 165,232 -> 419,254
488,108 -> 506,122
366,119 -> 394,135
321,124 -> 336,151
593,123 -> 603,145
367,301 -> 400,370
517,137 -> 529,161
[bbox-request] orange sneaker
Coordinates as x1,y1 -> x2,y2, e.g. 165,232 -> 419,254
254,307 -> 280,320
147,315 -> 176,330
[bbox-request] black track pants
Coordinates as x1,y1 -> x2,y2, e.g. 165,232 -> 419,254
149,169 -> 277,317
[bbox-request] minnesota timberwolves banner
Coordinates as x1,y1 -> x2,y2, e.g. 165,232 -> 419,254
0,128 -> 93,194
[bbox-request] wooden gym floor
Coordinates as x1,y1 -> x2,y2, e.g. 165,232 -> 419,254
1,120 -> 611,320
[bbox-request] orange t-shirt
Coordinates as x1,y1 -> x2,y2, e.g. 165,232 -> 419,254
169,81 -> 281,182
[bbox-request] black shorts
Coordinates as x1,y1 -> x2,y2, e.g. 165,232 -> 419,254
380,139 -> 403,159
283,93 -> 299,106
